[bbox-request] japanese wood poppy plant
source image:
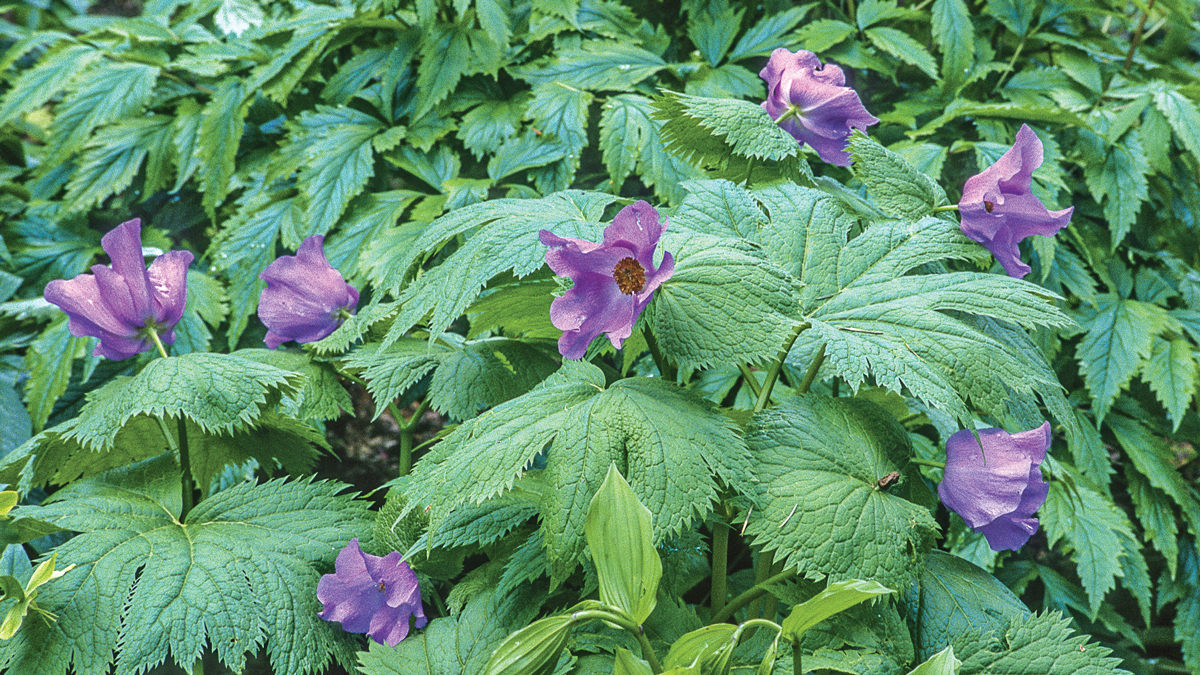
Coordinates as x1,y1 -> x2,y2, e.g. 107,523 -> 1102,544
316,539 -> 427,646
938,423 -> 1052,551
539,201 -> 674,360
42,219 -> 193,360
958,124 -> 1074,279
759,47 -> 880,166
258,235 -> 359,348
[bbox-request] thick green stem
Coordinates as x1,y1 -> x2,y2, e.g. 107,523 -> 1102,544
754,323 -> 809,414
394,398 -> 430,476
760,561 -> 784,622
909,458 -> 946,469
177,416 -> 195,520
930,204 -> 960,213
644,329 -> 677,382
795,344 -> 826,395
570,610 -> 663,673
711,517 -> 730,618
745,553 -> 773,621
711,567 -> 798,624
794,643 -> 803,675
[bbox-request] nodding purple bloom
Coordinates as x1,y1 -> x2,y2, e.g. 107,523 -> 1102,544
938,422 -> 1051,551
258,235 -> 359,349
317,538 -> 427,646
958,124 -> 1074,279
759,48 -> 880,166
540,201 -> 675,360
43,219 -> 193,360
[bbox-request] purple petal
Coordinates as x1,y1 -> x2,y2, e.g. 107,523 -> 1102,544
977,515 -> 1040,551
550,272 -> 635,359
258,235 -> 358,348
147,249 -> 195,327
938,423 -> 1051,536
101,219 -> 153,321
603,201 -> 665,258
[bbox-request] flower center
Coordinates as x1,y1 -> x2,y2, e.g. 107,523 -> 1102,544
612,257 -> 647,295
984,200 -> 995,213
377,582 -> 386,593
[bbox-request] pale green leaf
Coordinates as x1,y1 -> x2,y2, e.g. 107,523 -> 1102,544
62,115 -> 174,214
198,79 -> 249,217
214,0 -> 264,35
1076,296 -> 1172,422
956,611 -> 1129,675
795,19 -> 857,53
849,132 -> 949,219
599,94 -> 703,203
1153,88 -> 1200,163
727,6 -> 811,61
1080,130 -> 1149,248
781,579 -> 895,641
512,41 -> 666,91
931,0 -> 974,87
745,396 -> 938,590
586,465 -> 661,625
21,316 -> 91,431
909,647 -> 960,675
1041,480 -> 1137,617
0,44 -> 101,126
1126,470 -> 1179,578
44,61 -> 159,166
233,349 -> 353,422
1106,414 -> 1200,544
865,27 -> 937,79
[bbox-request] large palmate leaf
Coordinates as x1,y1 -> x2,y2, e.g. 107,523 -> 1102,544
370,191 -> 619,345
346,336 -> 559,420
744,395 -> 938,590
405,362 -> 755,582
1076,296 -> 1176,423
0,454 -> 372,675
954,612 -> 1130,675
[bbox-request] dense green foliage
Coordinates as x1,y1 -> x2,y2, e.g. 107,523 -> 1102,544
0,0 -> 1198,673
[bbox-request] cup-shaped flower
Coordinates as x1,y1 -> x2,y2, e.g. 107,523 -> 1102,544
43,219 -> 193,361
316,538 -> 428,646
958,124 -> 1074,279
938,422 -> 1052,551
540,201 -> 675,360
759,47 -> 880,166
258,235 -> 359,348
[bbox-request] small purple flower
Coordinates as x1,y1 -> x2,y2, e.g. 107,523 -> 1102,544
540,201 -> 675,360
938,422 -> 1052,551
43,219 -> 193,361
258,235 -> 359,349
759,48 -> 880,166
958,124 -> 1074,279
317,538 -> 427,646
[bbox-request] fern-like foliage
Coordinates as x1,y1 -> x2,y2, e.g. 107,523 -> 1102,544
0,454 -> 372,675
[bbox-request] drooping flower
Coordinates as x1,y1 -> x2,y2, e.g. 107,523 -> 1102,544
540,201 -> 675,360
759,47 -> 880,166
258,235 -> 359,348
43,219 -> 193,360
316,538 -> 427,646
938,422 -> 1052,551
958,124 -> 1074,279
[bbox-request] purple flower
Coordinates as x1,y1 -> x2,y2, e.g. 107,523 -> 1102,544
317,538 -> 427,646
938,422 -> 1052,551
540,201 -> 675,360
759,48 -> 880,166
258,235 -> 359,349
958,124 -> 1074,279
43,219 -> 193,361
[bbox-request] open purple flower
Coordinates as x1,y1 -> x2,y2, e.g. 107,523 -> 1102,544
258,235 -> 359,348
958,124 -> 1074,279
43,219 -> 193,360
540,201 -> 674,360
938,422 -> 1051,551
317,538 -> 427,646
759,48 -> 880,166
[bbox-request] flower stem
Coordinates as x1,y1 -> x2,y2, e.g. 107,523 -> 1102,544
147,329 -> 170,359
191,657 -> 204,675
992,34 -> 1028,92
793,643 -> 803,675
754,323 -> 809,414
710,567 -> 799,625
711,515 -> 730,618
930,204 -> 960,213
774,106 -> 800,126
909,458 -> 946,469
737,363 -> 762,398
1123,0 -> 1155,73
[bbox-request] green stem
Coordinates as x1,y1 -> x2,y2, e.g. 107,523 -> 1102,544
795,344 -> 826,395
177,416 -> 195,521
794,643 -> 803,675
192,657 -> 204,675
711,517 -> 730,619
992,34 -> 1028,92
774,106 -> 800,126
909,458 -> 946,469
147,329 -> 170,359
930,204 -> 960,213
745,553 -> 773,621
737,364 -> 762,398
1123,0 -> 1155,73
394,398 -> 430,476
571,610 -> 663,673
644,328 -> 677,382
754,323 -> 809,414
711,567 -> 799,625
